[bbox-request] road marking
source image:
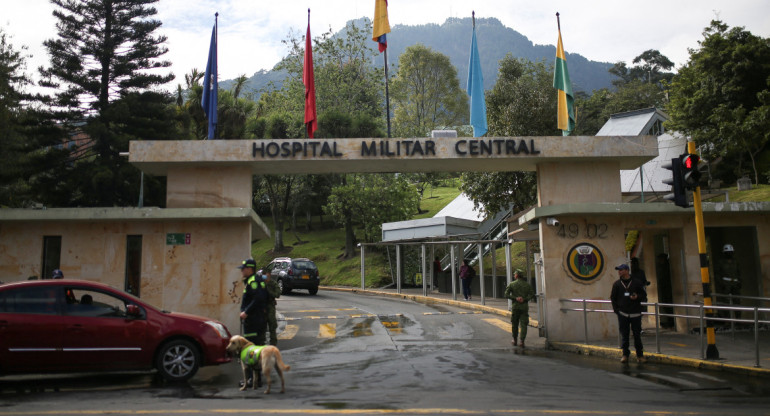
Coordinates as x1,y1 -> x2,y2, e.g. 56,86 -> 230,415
352,322 -> 374,336
483,318 -> 512,334
318,323 -> 336,338
282,312 -> 481,321
278,324 -> 298,340
668,342 -> 689,347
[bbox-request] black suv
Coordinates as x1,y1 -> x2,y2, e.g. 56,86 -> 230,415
267,257 -> 320,295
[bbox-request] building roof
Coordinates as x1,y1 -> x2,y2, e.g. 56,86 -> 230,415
0,207 -> 270,239
596,107 -> 668,137
596,107 -> 690,195
434,193 -> 485,222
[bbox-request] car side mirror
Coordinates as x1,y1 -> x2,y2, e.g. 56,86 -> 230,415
126,304 -> 141,317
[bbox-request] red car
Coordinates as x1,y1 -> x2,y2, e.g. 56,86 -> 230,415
0,280 -> 231,381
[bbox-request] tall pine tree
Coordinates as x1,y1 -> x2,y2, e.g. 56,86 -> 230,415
39,0 -> 175,207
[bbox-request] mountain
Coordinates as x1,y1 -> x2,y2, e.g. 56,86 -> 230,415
221,17 -> 614,99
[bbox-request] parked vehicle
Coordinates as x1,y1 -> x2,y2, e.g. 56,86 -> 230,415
0,280 -> 231,381
266,257 -> 320,295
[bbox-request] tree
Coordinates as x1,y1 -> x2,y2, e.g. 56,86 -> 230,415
252,20 -> 385,254
460,57 -> 552,216
324,174 -> 419,248
609,49 -> 674,87
667,20 -> 770,184
575,49 -> 674,135
390,44 -> 468,137
38,0 -> 175,207
0,29 -> 68,208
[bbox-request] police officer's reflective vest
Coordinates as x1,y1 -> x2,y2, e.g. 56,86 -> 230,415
243,275 -> 266,293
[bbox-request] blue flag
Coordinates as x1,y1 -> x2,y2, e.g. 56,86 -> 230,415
467,23 -> 487,138
202,25 -> 218,140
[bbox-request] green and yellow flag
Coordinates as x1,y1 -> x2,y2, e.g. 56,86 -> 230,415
553,23 -> 575,136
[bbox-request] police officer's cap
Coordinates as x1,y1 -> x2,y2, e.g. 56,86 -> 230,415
238,259 -> 257,269
723,244 -> 735,253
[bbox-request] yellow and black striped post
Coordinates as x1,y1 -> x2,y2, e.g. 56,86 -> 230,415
688,141 -> 719,359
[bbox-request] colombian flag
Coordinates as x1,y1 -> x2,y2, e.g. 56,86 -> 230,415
372,0 -> 390,53
553,26 -> 575,136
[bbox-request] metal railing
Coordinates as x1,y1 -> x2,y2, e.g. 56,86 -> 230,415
698,292 -> 770,337
560,298 -> 770,367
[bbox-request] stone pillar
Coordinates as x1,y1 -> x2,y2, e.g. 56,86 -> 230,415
537,161 -> 626,341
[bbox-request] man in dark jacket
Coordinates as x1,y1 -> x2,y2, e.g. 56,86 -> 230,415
610,263 -> 647,363
239,259 -> 268,346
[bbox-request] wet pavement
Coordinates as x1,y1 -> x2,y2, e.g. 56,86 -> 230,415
326,285 -> 770,377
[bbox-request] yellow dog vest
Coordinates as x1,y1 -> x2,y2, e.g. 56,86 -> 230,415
240,344 -> 265,366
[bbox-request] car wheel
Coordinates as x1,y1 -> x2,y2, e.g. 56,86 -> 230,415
308,287 -> 318,295
278,279 -> 290,295
156,339 -> 200,382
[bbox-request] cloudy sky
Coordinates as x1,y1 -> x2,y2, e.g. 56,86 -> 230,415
2,0 -> 769,90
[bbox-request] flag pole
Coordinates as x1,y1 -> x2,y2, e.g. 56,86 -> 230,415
556,11 -> 560,31
307,8 -> 310,139
214,12 -> 219,140
384,48 -> 391,138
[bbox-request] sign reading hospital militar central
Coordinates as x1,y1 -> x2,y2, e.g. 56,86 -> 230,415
128,136 -> 657,176
251,138 -> 541,159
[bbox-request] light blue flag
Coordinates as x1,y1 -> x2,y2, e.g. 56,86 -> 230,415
467,23 -> 487,138
202,25 -> 218,140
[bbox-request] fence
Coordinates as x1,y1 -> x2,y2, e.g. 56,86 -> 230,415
559,298 -> 770,367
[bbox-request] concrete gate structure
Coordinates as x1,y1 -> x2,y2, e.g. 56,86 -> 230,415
121,136 -> 658,340
5,136 -> 770,340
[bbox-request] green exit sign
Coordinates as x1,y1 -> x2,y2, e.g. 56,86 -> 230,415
166,233 -> 190,245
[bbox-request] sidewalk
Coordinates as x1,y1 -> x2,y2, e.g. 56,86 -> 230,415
324,285 -> 770,377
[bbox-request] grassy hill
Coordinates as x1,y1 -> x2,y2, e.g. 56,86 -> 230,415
250,184 -> 770,289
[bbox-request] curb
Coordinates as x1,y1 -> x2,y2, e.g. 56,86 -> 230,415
322,286 -> 769,377
325,286 -> 512,318
548,341 -> 770,377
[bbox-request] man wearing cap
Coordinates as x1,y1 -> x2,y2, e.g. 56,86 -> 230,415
610,263 -> 647,363
238,259 -> 268,346
504,269 -> 534,348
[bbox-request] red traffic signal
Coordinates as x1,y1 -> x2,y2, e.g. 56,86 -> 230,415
681,153 -> 701,190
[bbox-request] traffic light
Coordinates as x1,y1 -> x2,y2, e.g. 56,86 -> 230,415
662,157 -> 688,207
681,153 -> 701,190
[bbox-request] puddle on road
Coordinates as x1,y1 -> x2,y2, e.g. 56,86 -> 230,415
378,314 -> 415,335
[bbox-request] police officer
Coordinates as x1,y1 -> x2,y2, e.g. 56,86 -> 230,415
262,268 -> 281,346
238,259 -> 268,346
715,244 -> 741,318
504,269 -> 534,348
716,244 -> 741,297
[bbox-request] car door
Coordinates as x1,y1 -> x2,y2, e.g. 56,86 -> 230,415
59,287 -> 149,371
0,285 -> 67,372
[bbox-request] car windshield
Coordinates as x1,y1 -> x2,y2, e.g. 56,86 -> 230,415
293,261 -> 316,269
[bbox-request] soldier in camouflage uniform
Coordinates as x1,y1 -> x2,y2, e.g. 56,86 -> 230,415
504,269 -> 535,348
263,268 -> 281,346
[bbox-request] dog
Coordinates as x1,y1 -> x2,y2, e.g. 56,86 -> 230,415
226,335 -> 290,394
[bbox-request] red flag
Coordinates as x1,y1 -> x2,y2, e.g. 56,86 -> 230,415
303,10 -> 317,138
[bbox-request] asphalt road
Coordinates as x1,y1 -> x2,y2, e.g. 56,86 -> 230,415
1,290 -> 769,415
